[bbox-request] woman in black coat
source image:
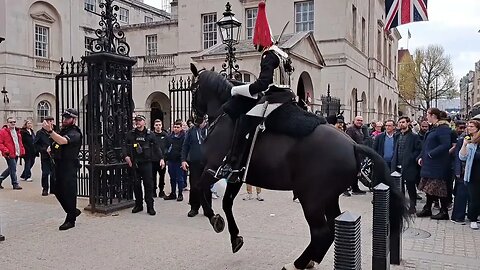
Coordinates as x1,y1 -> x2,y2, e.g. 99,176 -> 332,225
20,120 -> 37,181
416,108 -> 452,220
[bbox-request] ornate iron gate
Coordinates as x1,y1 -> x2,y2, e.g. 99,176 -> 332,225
168,76 -> 193,125
55,58 -> 89,197
320,85 -> 341,116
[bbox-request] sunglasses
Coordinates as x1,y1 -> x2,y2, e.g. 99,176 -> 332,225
8,121 -> 16,124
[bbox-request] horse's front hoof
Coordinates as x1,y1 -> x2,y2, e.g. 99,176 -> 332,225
231,235 -> 244,253
305,260 -> 315,269
210,214 -> 225,233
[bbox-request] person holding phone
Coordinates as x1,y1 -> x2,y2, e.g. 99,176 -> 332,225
459,119 -> 480,230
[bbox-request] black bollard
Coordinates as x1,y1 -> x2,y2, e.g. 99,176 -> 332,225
0,216 -> 5,241
372,183 -> 390,270
334,211 -> 362,270
389,172 -> 403,265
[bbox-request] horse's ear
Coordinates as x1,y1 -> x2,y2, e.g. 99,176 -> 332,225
210,66 -> 215,72
190,63 -> 199,77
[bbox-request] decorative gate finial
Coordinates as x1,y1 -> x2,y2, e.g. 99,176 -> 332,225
89,0 -> 130,56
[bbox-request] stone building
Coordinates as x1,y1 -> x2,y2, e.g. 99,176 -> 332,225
0,0 -> 400,129
0,0 -> 169,127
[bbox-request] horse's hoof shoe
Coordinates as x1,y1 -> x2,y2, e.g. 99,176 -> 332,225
210,214 -> 225,233
281,263 -> 301,270
306,260 -> 315,269
231,236 -> 244,253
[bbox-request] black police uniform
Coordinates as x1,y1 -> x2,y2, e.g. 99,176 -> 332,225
51,125 -> 82,224
125,128 -> 162,210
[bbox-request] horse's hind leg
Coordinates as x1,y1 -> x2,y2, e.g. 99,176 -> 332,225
222,181 -> 244,253
283,199 -> 330,270
313,196 -> 340,263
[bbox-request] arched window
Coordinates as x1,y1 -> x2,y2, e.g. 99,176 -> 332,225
37,100 -> 51,122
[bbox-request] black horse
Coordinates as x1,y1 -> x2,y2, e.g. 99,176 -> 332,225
190,64 -> 407,270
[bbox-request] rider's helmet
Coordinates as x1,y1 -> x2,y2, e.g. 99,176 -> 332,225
253,1 -> 273,52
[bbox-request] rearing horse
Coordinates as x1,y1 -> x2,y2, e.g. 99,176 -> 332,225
190,64 -> 407,270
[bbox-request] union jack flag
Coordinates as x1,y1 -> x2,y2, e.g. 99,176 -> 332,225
385,0 -> 428,30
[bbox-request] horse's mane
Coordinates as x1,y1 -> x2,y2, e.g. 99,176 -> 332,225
199,70 -> 232,103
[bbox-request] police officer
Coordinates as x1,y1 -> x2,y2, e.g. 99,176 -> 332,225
42,108 -> 82,231
124,115 -> 164,216
215,1 -> 294,182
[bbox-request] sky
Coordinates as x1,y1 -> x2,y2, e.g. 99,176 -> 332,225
395,0 -> 480,81
144,0 -> 480,81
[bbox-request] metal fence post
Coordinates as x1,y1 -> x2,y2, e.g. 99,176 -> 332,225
372,183 -> 390,270
334,211 -> 362,270
389,171 -> 403,265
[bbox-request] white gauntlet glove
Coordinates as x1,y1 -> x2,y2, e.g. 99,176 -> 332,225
231,84 -> 257,99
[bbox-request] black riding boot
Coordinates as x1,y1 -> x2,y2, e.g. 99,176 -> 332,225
215,117 -> 250,182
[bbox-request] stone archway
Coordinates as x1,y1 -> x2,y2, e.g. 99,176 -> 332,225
296,71 -> 313,111
145,91 -> 170,130
388,100 -> 393,119
383,98 -> 388,120
361,92 -> 367,118
377,96 -> 383,121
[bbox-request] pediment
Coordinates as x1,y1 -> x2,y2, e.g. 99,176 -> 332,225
30,12 -> 56,24
286,32 -> 325,68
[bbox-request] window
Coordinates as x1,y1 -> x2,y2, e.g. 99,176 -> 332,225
202,13 -> 217,49
245,8 -> 258,40
85,36 -> 94,56
377,29 -> 382,61
295,1 -> 314,32
35,25 -> 49,58
146,35 -> 157,56
37,101 -> 51,123
383,35 -> 387,66
388,42 -> 392,71
361,18 -> 366,52
119,7 -> 129,23
85,0 -> 95,12
352,5 -> 357,45
145,16 -> 153,23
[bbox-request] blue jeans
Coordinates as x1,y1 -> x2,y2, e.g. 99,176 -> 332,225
451,179 -> 469,221
20,156 -> 36,179
0,157 -> 19,186
168,161 -> 184,195
41,158 -> 55,193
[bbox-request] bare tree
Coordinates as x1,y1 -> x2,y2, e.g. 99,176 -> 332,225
397,45 -> 457,112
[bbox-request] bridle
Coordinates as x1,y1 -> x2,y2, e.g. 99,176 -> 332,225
190,68 -> 208,123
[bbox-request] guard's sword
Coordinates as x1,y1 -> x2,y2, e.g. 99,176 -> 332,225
242,101 -> 269,183
275,21 -> 290,45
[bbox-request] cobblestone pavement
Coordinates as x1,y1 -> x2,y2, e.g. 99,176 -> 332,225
1,163 -> 480,269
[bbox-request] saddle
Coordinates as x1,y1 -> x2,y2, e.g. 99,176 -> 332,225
264,102 -> 326,138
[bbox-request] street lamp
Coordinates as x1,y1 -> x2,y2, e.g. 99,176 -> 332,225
1,86 -> 9,104
353,88 -> 363,116
217,2 -> 242,79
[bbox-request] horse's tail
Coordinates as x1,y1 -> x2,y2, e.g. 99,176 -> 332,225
354,143 -> 409,234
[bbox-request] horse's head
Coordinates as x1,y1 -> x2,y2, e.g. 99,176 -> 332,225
190,63 -> 232,121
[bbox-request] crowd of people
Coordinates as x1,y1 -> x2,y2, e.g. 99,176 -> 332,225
328,108 -> 480,230
0,113 -> 265,227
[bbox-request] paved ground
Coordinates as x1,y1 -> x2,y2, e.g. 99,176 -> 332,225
1,162 -> 480,269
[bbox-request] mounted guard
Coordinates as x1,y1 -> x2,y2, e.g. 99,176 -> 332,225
214,1 -> 295,182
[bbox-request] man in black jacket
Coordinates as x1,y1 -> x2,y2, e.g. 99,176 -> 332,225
164,120 -> 185,201
124,115 -> 164,216
391,116 -> 422,214
152,119 -> 168,198
34,116 -> 55,196
344,116 -> 367,195
181,117 -> 208,217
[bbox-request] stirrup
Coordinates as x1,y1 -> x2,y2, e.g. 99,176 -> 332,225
209,164 -> 234,180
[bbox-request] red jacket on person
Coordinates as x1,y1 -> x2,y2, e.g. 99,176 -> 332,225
0,125 -> 25,158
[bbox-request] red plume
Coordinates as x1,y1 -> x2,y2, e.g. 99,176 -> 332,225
253,1 -> 273,48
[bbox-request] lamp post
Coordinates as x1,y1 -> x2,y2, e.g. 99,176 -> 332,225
1,86 -> 9,104
326,84 -> 332,116
353,88 -> 363,116
217,2 -> 242,79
